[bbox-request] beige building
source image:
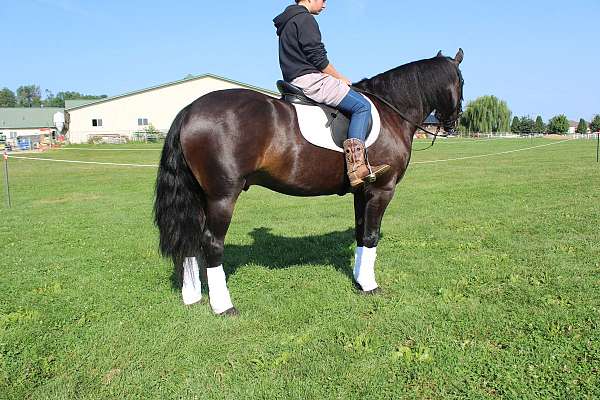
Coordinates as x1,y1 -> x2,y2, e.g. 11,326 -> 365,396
65,74 -> 278,144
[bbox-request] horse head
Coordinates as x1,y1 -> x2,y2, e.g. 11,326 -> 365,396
433,49 -> 464,134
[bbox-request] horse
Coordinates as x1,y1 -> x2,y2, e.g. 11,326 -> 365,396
154,49 -> 465,315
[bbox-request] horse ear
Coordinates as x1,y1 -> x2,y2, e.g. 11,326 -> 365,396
436,50 -> 443,57
453,48 -> 464,65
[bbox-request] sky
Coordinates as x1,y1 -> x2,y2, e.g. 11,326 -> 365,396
1,0 -> 599,122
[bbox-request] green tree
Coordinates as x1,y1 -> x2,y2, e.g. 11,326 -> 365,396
511,116 -> 520,133
547,115 -> 570,134
43,90 -> 64,107
534,115 -> 545,133
589,115 -> 600,132
16,85 -> 42,107
41,91 -> 108,108
0,88 -> 17,107
459,95 -> 512,134
519,116 -> 535,134
575,118 -> 588,134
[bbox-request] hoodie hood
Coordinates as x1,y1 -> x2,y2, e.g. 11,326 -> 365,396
273,5 -> 309,36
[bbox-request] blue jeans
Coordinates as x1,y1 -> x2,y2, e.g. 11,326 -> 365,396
336,89 -> 371,142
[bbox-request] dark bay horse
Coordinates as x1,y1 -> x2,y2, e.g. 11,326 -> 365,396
154,49 -> 464,315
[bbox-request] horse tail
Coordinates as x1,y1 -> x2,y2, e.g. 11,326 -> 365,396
153,106 -> 205,281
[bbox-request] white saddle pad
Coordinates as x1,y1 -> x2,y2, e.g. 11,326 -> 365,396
292,95 -> 381,153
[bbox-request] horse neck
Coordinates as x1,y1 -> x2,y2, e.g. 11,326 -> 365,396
355,64 -> 438,129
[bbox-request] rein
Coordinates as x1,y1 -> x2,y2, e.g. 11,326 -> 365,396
351,86 -> 448,151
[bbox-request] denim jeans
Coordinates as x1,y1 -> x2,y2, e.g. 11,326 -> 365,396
336,89 -> 372,141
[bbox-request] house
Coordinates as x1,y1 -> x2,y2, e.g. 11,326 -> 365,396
0,107 -> 64,149
65,74 -> 279,144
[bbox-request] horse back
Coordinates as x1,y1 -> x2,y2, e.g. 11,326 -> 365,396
179,89 -> 349,197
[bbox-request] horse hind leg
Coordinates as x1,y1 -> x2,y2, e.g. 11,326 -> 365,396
201,194 -> 241,315
181,256 -> 202,305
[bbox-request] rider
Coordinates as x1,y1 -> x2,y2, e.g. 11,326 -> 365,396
274,0 -> 390,188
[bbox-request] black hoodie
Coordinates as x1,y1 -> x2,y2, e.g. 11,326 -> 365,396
273,5 -> 330,82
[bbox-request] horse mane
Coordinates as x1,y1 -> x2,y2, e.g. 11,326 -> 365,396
354,56 -> 460,115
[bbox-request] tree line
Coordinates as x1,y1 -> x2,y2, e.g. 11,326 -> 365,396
458,95 -> 600,135
0,85 -> 107,108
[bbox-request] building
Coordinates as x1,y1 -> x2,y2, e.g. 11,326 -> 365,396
0,107 -> 64,149
568,120 -> 578,134
65,74 -> 279,144
414,114 -> 442,138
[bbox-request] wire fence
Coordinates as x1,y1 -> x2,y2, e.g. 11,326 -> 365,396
2,136 -> 593,208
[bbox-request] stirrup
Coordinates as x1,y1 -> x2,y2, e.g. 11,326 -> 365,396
364,151 -> 377,183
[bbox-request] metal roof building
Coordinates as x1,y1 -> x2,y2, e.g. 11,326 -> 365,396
0,107 -> 64,142
65,74 -> 278,144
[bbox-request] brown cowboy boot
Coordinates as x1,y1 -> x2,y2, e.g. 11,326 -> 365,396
343,138 -> 390,188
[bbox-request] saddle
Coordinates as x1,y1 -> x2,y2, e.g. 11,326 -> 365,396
276,81 -> 374,150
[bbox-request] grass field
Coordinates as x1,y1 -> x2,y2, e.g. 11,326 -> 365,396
1,138 -> 599,399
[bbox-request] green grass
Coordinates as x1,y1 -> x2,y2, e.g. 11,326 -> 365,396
1,138 -> 599,399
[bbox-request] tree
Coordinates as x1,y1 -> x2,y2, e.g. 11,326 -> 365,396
16,85 -> 42,107
43,90 -> 64,107
576,118 -> 588,134
459,95 -> 512,134
511,116 -> 520,133
41,91 -> 108,108
0,88 -> 17,107
547,115 -> 570,134
590,115 -> 600,133
519,116 -> 535,134
534,116 -> 545,133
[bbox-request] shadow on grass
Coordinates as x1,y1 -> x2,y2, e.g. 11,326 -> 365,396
169,227 -> 357,290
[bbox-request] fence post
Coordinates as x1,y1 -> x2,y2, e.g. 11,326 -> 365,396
3,151 -> 11,208
596,131 -> 600,162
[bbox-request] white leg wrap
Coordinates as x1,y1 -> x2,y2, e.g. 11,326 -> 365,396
182,257 -> 202,305
207,265 -> 234,314
353,246 -> 378,291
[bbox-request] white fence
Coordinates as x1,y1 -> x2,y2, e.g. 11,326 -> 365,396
572,133 -> 599,140
74,129 -> 168,144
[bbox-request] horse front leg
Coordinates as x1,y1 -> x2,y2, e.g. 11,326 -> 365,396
352,186 -> 395,294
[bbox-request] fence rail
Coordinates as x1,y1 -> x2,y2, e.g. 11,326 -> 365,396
69,129 -> 169,144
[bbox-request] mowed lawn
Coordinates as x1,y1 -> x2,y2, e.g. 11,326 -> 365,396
1,138 -> 599,399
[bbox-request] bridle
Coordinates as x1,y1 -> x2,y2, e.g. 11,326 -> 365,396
351,64 -> 464,151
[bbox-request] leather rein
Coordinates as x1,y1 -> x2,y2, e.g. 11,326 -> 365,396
350,86 -> 448,151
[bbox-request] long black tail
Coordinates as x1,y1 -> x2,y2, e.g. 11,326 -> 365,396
153,107 -> 205,281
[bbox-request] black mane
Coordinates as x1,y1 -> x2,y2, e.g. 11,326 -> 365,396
354,56 -> 461,119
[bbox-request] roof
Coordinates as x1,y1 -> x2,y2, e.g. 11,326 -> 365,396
0,107 -> 64,129
65,99 -> 102,109
423,114 -> 441,124
65,73 -> 280,111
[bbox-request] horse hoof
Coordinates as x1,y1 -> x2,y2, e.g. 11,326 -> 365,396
219,307 -> 239,317
353,280 -> 382,295
360,287 -> 382,295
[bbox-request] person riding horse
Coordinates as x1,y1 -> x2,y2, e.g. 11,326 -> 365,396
273,0 -> 390,188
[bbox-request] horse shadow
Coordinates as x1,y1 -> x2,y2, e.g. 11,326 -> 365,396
169,227 -> 357,290
224,226 -> 356,276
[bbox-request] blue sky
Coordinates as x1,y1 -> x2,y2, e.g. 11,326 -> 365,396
1,0 -> 599,121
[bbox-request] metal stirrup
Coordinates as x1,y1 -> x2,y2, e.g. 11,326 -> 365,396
364,148 -> 377,183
